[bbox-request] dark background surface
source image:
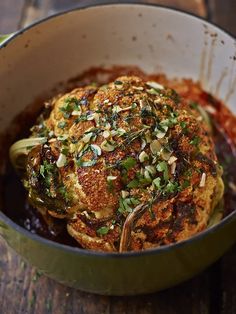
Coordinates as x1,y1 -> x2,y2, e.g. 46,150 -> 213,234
0,1 -> 235,313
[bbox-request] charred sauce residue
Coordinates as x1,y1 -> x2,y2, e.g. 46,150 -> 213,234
2,66 -> 236,246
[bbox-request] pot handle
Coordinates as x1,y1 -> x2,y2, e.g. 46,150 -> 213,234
0,33 -> 14,44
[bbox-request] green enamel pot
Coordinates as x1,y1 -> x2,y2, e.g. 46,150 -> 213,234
0,2 -> 235,295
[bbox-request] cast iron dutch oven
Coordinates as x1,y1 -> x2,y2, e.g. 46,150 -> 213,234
0,2 -> 235,295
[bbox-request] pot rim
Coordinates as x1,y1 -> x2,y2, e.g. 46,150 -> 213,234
0,1 -> 235,258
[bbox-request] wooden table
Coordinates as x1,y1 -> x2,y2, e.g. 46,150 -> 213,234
0,1 -> 235,313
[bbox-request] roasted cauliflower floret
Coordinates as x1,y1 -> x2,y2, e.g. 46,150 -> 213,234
11,76 -> 224,252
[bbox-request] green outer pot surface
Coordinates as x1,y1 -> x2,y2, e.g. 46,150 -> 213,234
0,211 -> 235,295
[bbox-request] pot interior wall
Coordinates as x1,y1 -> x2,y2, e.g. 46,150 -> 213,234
0,4 -> 235,133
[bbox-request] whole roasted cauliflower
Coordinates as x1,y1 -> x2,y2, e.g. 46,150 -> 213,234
10,76 -> 224,252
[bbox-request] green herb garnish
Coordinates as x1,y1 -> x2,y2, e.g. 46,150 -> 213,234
190,136 -> 201,146
164,181 -> 180,194
121,157 -> 137,171
58,185 -> 70,202
57,121 -> 68,129
156,161 -> 169,182
97,226 -> 110,236
153,177 -> 162,190
118,197 -> 140,214
127,178 -> 140,188
114,80 -> 123,85
189,101 -> 199,109
182,180 -> 190,189
61,148 -> 69,156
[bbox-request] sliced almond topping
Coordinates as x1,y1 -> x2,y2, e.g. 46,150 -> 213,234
205,105 -> 216,114
107,175 -> 117,181
121,190 -> 129,198
161,149 -> 172,161
103,130 -> 111,138
168,156 -> 178,165
56,153 -> 67,168
139,151 -> 149,163
48,138 -> 57,143
150,140 -> 162,155
199,172 -> 206,187
146,81 -> 164,90
133,86 -> 144,91
170,162 -> 177,174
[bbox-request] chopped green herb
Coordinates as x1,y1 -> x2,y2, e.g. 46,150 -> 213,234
164,181 -> 180,194
61,148 -> 69,156
156,161 -> 169,182
121,157 -> 137,170
147,88 -> 161,95
184,169 -> 192,177
127,178 -> 140,188
58,185 -> 70,202
189,101 -> 199,109
180,121 -> 189,134
59,98 -> 76,118
169,89 -> 180,104
75,113 -> 89,123
153,177 -> 162,190
190,136 -> 201,146
182,180 -> 190,189
180,121 -> 187,128
141,108 -> 156,119
39,161 -> 54,179
124,115 -> 133,124
40,165 -> 45,178
136,172 -> 152,186
118,197 -> 140,214
148,199 -> 156,220
114,80 -> 123,85
97,226 -> 110,236
57,121 -> 68,129
71,137 -> 79,144
107,178 -> 115,193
